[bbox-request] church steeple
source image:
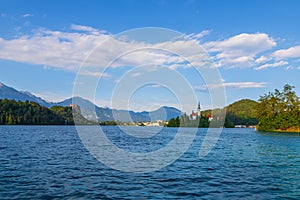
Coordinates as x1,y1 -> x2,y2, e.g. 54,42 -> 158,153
197,101 -> 201,116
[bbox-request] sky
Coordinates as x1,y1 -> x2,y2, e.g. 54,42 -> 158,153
0,0 -> 300,113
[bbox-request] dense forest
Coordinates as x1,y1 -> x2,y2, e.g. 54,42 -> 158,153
225,99 -> 258,126
166,114 -> 234,128
0,99 -> 92,125
256,84 -> 300,132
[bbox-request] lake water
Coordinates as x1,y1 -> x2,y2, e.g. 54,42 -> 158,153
0,126 -> 299,199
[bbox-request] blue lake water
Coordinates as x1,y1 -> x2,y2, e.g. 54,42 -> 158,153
0,126 -> 299,199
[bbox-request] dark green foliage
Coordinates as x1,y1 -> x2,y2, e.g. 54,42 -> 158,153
49,105 -> 94,125
225,99 -> 258,126
224,118 -> 235,128
0,99 -> 92,125
0,99 -> 65,125
256,84 -> 300,131
99,121 -> 118,126
199,115 -> 210,127
167,99 -> 258,128
201,100 -> 258,127
167,115 -> 210,128
167,116 -> 181,127
50,106 -> 74,125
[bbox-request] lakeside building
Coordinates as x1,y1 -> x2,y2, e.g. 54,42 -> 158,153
143,120 -> 165,127
190,102 -> 201,120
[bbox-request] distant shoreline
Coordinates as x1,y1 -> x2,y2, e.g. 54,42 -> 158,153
274,128 -> 300,133
2,125 -> 299,134
257,128 -> 300,133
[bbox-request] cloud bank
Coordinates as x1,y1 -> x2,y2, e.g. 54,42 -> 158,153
204,33 -> 276,68
0,25 -> 210,73
195,81 -> 267,91
0,25 -> 299,74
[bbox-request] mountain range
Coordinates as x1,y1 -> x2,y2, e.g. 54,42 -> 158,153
0,82 -> 182,122
0,82 -> 51,107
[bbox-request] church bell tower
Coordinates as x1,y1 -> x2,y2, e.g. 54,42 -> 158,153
197,101 -> 201,116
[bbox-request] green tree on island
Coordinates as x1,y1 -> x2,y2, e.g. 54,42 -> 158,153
256,84 -> 300,132
166,114 -> 211,128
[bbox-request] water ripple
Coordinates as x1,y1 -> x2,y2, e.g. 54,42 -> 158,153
0,126 -> 299,199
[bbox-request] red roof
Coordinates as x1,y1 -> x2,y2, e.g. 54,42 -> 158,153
191,111 -> 197,116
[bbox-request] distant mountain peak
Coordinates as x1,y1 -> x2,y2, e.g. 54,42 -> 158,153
0,82 -> 50,107
20,90 -> 32,95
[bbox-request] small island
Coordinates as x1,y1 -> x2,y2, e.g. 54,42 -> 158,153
166,84 -> 300,133
166,99 -> 258,128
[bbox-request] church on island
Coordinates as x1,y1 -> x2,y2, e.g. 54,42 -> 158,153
190,102 -> 201,120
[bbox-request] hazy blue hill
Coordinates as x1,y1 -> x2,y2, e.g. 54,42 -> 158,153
103,106 -> 182,122
149,106 -> 182,121
0,82 -> 51,107
105,109 -> 147,122
53,96 -> 99,121
53,96 -> 182,122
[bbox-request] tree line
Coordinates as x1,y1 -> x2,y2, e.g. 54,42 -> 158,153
0,99 -> 91,125
167,114 -> 233,128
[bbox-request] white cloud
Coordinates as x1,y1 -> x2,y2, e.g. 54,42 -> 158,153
130,72 -> 142,77
22,13 -> 33,18
195,81 -> 267,91
255,55 -> 269,63
285,66 -> 294,70
71,24 -> 104,34
272,45 -> 300,58
0,26 -> 213,75
253,45 -> 300,70
146,83 -> 165,88
187,30 -> 211,40
0,28 -> 111,72
204,33 -> 276,67
1,26 -> 295,74
222,82 -> 267,89
205,33 -> 276,53
255,60 -> 288,71
79,70 -> 111,78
